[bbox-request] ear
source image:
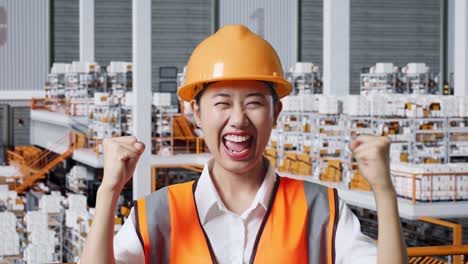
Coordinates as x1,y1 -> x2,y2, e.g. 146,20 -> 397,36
190,100 -> 202,126
273,100 -> 282,126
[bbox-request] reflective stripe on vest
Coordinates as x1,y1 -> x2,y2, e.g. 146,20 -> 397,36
134,176 -> 339,264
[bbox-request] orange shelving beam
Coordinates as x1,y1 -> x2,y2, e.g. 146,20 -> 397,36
15,145 -> 75,193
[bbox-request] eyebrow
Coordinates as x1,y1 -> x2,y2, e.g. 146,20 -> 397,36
245,92 -> 267,98
211,92 -> 267,99
211,93 -> 231,99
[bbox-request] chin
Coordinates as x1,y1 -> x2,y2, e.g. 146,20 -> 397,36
215,154 -> 262,175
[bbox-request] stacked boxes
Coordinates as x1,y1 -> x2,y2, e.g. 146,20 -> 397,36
39,191 -> 64,213
24,211 -> 58,264
0,212 -> 20,256
391,162 -> 468,201
360,63 -> 399,95
0,186 -> 24,211
64,194 -> 89,261
153,93 -> 172,107
65,62 -> 103,117
286,62 -> 322,94
270,93 -> 468,197
66,165 -> 92,194
342,96 -> 370,117
88,92 -> 122,153
360,62 -> 438,95
107,62 -> 133,135
317,96 -> 341,115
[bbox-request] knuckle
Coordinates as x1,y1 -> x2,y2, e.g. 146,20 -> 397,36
381,136 -> 391,144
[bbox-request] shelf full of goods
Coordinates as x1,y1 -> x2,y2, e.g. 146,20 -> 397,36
266,62 -> 468,204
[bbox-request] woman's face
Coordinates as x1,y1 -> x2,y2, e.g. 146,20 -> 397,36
191,80 -> 281,174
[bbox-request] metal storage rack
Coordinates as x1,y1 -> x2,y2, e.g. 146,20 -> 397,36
312,113 -> 342,158
402,72 -> 433,94
152,105 -> 177,155
48,212 -> 64,263
286,71 -> 323,94
410,117 -> 448,164
65,65 -> 103,117
372,117 -> 412,163
447,117 -> 468,163
63,227 -> 85,262
360,72 -> 400,95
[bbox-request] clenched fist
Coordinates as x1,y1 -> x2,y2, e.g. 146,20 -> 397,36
101,136 -> 145,193
348,135 -> 395,193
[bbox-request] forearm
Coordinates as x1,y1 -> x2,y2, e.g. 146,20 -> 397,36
80,187 -> 119,264
374,188 -> 408,264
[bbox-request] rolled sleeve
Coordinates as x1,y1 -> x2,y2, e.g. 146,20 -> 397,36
335,198 -> 377,264
113,208 -> 145,264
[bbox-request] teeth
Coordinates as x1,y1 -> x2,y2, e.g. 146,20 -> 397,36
228,148 -> 248,154
224,134 -> 251,143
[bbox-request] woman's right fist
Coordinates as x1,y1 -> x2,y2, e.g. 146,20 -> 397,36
100,136 -> 145,193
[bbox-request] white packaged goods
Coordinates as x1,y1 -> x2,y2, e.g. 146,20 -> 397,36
390,162 -> 468,201
25,211 -> 48,233
94,92 -> 111,106
24,244 -> 55,264
0,212 -> 16,230
369,95 -> 385,116
282,96 -> 301,112
39,192 -> 64,213
343,96 -> 370,116
107,61 -> 132,73
153,93 -> 172,107
0,190 -> 18,207
0,232 -> 20,256
290,62 -> 315,73
70,61 -> 99,74
66,210 -> 78,229
50,63 -> 69,74
68,194 -> 88,211
0,212 -> 20,256
23,209 -> 62,263
375,63 -> 394,74
29,229 -> 57,245
300,94 -> 315,112
406,63 -> 428,74
124,92 -> 134,106
67,165 -> 93,193
318,96 -> 340,115
459,96 -> 468,117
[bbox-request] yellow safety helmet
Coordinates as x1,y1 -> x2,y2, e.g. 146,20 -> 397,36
177,25 -> 292,102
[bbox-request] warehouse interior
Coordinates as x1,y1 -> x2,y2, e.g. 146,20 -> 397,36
1,0 -> 468,263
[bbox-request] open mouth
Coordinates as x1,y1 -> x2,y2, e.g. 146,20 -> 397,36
222,133 -> 254,159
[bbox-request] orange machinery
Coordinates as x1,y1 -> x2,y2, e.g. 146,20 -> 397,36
153,114 -> 207,155
6,132 -> 86,193
407,217 -> 468,264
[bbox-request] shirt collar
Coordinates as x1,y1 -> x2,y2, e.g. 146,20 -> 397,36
195,158 -> 277,225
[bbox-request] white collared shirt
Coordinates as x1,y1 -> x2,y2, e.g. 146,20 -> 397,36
113,159 -> 377,264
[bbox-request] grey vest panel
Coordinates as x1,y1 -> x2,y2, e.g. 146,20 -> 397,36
137,187 -> 171,264
303,181 -> 337,264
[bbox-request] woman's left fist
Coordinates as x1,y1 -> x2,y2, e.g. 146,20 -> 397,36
348,135 -> 395,193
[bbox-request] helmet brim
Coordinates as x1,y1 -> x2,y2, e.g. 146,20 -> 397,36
178,76 -> 292,102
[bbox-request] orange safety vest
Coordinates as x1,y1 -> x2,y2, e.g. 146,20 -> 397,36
134,176 -> 339,264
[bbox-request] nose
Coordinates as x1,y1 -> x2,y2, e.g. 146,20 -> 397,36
229,104 -> 249,129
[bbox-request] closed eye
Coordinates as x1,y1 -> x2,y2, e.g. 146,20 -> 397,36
214,102 -> 230,106
246,101 -> 264,107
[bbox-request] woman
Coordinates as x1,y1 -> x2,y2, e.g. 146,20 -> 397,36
80,25 -> 408,264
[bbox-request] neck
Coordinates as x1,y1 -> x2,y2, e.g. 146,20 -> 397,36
210,157 -> 267,214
